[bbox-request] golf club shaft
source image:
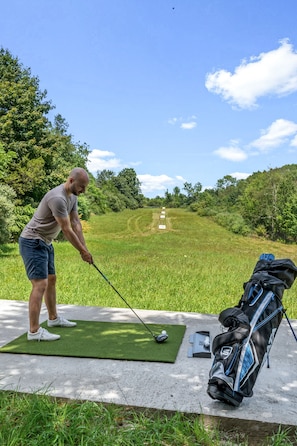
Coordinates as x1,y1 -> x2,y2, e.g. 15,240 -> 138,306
92,263 -> 156,338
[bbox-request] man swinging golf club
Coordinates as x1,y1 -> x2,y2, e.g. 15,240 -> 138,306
19,167 -> 93,341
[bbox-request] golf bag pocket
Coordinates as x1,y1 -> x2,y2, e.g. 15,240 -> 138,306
207,254 -> 297,406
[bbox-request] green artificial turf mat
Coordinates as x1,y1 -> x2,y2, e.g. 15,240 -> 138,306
0,320 -> 186,363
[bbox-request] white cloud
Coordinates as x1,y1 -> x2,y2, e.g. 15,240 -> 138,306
214,118 -> 297,162
176,175 -> 187,182
214,145 -> 247,161
168,115 -> 197,129
290,134 -> 297,147
181,121 -> 197,130
205,39 -> 297,109
137,174 -> 185,194
230,172 -> 251,180
168,117 -> 179,125
87,151 -> 186,196
87,149 -> 122,173
250,119 -> 297,151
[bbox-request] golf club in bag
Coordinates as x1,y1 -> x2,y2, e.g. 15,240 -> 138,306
92,263 -> 168,343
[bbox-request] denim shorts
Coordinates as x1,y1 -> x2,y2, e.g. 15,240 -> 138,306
19,237 -> 55,280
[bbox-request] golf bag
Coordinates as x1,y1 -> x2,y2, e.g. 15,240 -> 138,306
207,254 -> 297,406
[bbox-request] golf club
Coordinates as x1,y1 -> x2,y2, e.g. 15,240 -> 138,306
92,263 -> 168,343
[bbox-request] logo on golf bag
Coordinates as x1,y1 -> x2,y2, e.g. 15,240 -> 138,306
220,346 -> 233,360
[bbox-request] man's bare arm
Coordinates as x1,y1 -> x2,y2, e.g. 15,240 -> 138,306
54,214 -> 93,264
69,210 -> 87,246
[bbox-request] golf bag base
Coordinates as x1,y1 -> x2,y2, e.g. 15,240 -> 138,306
207,382 -> 243,407
207,253 -> 297,407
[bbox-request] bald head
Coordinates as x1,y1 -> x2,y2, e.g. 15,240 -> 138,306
69,167 -> 89,182
65,168 -> 89,196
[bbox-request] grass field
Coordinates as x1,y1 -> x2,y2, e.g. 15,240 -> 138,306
1,208 -> 297,445
1,208 -> 297,317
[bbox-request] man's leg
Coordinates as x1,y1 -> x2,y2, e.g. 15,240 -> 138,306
28,277 -> 60,341
44,274 -> 57,321
29,278 -> 48,333
45,274 -> 77,328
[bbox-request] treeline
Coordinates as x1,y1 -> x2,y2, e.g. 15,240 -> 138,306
208,165 -> 297,242
160,166 -> 297,243
1,48 -> 297,245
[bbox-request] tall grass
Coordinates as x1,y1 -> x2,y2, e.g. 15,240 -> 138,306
1,208 -> 297,317
0,391 -> 296,446
0,391 -> 225,446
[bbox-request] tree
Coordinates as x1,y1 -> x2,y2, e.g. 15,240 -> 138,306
216,175 -> 238,189
0,142 -> 15,181
113,168 -> 144,209
190,188 -> 217,214
0,48 -> 54,201
183,181 -> 202,204
276,194 -> 297,242
238,169 -> 282,238
274,167 -> 297,242
96,170 -> 116,188
0,184 -> 16,243
95,170 -> 123,211
214,175 -> 242,209
0,49 -> 90,206
84,176 -> 108,215
146,195 -> 165,208
43,114 -> 90,196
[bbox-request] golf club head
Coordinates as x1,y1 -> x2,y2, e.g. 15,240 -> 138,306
154,333 -> 168,343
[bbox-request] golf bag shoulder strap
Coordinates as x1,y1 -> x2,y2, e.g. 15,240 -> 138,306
241,272 -> 285,303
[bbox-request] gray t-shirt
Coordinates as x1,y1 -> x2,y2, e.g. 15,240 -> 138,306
21,184 -> 78,244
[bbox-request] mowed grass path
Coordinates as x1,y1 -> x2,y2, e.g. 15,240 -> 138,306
1,208 -> 297,317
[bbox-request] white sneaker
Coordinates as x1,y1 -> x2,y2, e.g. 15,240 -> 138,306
27,327 -> 60,341
47,316 -> 77,328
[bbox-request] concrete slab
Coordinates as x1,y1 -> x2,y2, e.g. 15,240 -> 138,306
1,299 -> 297,429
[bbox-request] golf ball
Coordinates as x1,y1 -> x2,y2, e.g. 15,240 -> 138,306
162,330 -> 167,335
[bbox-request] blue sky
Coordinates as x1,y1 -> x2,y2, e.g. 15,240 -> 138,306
1,1 -> 297,197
